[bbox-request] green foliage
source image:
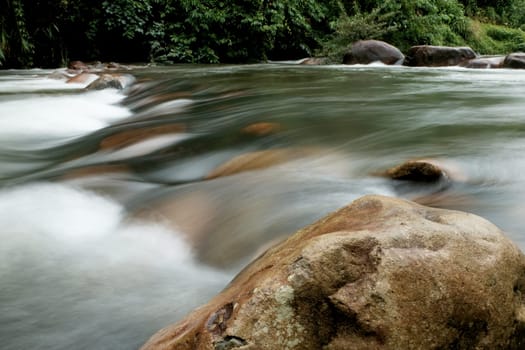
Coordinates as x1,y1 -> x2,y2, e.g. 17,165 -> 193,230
468,21 -> 525,54
102,1 -> 152,40
1,0 -> 525,68
321,0 -> 472,59
372,0 -> 470,51
458,0 -> 525,27
146,0 -> 340,64
321,3 -> 398,61
1,0 -> 34,67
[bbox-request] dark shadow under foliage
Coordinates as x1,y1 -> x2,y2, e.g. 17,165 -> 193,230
1,0 -> 524,68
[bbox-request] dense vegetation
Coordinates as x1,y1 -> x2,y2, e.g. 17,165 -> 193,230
1,0 -> 525,68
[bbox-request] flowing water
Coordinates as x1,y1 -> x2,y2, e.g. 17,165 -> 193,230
1,64 -> 525,349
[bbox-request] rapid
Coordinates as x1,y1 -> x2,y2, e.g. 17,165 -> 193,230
1,64 -> 525,349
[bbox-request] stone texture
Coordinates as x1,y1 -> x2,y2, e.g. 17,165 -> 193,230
141,195 -> 525,350
404,45 -> 477,67
343,40 -> 404,65
502,53 -> 525,69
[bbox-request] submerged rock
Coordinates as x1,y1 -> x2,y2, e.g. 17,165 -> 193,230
98,124 -> 186,150
240,122 -> 282,136
205,148 -> 312,179
404,45 -> 477,67
343,40 -> 404,65
141,195 -> 525,350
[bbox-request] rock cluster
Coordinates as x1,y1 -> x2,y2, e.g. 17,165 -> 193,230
48,60 -> 137,90
303,39 -> 525,69
141,195 -> 525,350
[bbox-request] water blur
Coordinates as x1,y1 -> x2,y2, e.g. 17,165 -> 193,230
1,64 -> 525,349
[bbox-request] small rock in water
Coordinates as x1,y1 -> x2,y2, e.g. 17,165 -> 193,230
463,56 -> 505,69
240,122 -> 282,136
99,124 -> 186,150
86,73 -> 136,90
299,57 -> 327,65
384,160 -> 447,182
502,53 -> 525,69
68,60 -> 90,71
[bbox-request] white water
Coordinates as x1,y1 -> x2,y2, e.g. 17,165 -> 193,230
0,90 -> 130,144
0,73 -> 230,349
0,182 -> 229,350
3,65 -> 525,349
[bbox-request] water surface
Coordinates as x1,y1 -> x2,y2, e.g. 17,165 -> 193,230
1,64 -> 525,349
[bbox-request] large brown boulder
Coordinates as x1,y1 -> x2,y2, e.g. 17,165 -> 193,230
343,40 -> 404,65
404,45 -> 477,67
141,195 -> 525,350
502,53 -> 525,69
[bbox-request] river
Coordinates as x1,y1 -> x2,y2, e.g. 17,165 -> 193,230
1,64 -> 525,349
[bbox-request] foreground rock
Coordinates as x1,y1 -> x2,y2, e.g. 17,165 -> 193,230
404,45 -> 477,67
502,53 -> 525,69
142,195 -> 525,350
343,40 -> 404,65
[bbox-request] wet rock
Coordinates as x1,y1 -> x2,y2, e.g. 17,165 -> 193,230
68,60 -> 90,71
383,160 -> 447,182
106,62 -> 121,70
47,69 -> 73,81
343,40 -> 404,65
141,195 -> 525,350
299,57 -> 328,65
66,72 -> 99,85
502,53 -> 525,69
133,191 -> 219,251
404,45 -> 477,67
463,56 -> 505,69
205,148 -> 311,179
99,124 -> 186,150
240,122 -> 282,136
86,73 -> 136,90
